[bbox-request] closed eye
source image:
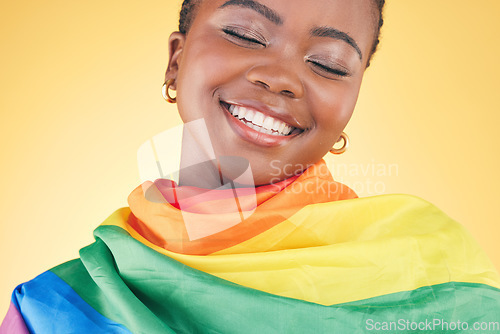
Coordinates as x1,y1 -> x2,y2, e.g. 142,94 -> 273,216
307,60 -> 350,78
222,27 -> 267,47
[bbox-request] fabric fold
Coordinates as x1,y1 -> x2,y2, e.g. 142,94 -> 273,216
2,159 -> 500,333
127,159 -> 357,254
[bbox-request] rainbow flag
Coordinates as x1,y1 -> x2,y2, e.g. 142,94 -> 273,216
2,161 -> 500,333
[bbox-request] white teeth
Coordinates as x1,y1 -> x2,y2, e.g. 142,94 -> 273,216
231,105 -> 239,117
244,108 -> 255,122
226,104 -> 296,136
252,111 -> 265,127
263,116 -> 274,130
272,119 -> 280,131
237,106 -> 246,120
278,122 -> 286,134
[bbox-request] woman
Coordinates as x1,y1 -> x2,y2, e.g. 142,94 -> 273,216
2,0 -> 500,333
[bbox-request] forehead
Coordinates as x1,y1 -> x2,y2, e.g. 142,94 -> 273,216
195,0 -> 376,56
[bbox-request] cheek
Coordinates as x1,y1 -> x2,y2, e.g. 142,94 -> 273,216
175,40 -> 227,122
177,36 -> 248,99
310,80 -> 361,132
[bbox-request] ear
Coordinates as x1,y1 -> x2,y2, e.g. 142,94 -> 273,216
164,31 -> 186,90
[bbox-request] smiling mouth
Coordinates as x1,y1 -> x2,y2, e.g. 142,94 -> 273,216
220,101 -> 302,136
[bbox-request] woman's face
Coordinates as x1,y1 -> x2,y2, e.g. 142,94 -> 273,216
166,0 -> 377,185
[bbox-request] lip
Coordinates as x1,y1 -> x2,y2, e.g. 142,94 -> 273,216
219,100 -> 303,147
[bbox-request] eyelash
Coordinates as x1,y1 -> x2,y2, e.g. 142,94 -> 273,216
222,27 -> 267,46
308,61 -> 350,78
222,27 -> 350,79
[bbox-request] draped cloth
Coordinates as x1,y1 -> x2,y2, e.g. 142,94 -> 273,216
2,160 -> 500,333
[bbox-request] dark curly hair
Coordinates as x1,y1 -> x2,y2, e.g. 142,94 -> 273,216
178,0 -> 385,67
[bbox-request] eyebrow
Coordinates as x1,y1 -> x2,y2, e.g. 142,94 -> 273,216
219,0 -> 362,61
219,0 -> 283,26
311,26 -> 363,61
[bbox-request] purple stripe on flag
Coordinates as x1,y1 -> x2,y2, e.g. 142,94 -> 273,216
0,302 -> 29,334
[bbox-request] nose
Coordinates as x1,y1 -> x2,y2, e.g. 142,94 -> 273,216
246,62 -> 304,99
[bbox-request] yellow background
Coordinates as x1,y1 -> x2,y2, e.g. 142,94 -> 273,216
1,0 -> 499,317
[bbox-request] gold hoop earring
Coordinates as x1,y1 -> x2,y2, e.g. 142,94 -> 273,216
162,79 -> 176,103
329,132 -> 349,155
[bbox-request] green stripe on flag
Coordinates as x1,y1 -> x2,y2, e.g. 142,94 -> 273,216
50,225 -> 500,334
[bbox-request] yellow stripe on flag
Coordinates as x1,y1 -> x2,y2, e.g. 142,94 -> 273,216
101,194 -> 500,306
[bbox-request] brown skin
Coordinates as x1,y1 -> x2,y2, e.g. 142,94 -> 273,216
166,0 -> 377,186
